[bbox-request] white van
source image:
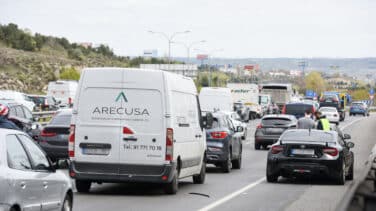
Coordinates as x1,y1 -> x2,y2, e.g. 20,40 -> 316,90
199,87 -> 233,112
69,68 -> 208,194
47,80 -> 78,107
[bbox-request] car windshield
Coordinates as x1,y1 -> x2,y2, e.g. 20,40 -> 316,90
50,114 -> 72,125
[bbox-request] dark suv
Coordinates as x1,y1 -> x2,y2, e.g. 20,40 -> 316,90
282,102 -> 315,119
205,112 -> 243,173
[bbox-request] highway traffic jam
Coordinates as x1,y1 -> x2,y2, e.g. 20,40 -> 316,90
0,68 -> 374,211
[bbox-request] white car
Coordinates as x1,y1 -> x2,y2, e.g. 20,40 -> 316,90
319,106 -> 340,125
69,68 -> 208,194
0,129 -> 73,211
0,90 -> 35,111
223,111 -> 247,140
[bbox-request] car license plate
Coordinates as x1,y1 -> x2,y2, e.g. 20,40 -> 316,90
291,149 -> 314,155
266,128 -> 284,134
82,148 -> 109,155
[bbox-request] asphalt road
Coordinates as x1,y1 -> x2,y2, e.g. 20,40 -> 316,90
71,114 -> 376,211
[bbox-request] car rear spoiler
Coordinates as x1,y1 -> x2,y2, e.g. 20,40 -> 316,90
280,140 -> 335,146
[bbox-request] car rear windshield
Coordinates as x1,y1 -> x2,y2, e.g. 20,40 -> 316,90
262,118 -> 291,125
319,107 -> 337,112
281,130 -> 334,142
207,117 -> 226,129
50,114 -> 72,125
351,103 -> 363,107
285,104 -> 312,115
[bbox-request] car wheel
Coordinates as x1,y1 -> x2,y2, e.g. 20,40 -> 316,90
232,148 -> 242,169
363,113 -> 366,117
346,152 -> 354,180
336,161 -> 346,185
193,157 -> 206,184
164,169 -> 178,194
266,163 -> 278,183
62,194 -> 73,211
75,180 -> 91,193
255,143 -> 261,150
221,151 -> 232,173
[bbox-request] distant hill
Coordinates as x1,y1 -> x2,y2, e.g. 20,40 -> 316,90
0,23 -> 170,93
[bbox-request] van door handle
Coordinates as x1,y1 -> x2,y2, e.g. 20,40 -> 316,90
195,134 -> 202,138
20,182 -> 26,189
123,137 -> 137,142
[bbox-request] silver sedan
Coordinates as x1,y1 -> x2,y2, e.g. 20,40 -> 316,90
0,129 -> 73,211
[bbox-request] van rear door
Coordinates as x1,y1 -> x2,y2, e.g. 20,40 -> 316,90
118,88 -> 165,165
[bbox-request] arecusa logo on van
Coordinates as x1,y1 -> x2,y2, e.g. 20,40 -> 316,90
91,91 -> 150,120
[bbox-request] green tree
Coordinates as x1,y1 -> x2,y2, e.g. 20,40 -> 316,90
351,89 -> 369,101
305,71 -> 326,94
60,67 -> 80,80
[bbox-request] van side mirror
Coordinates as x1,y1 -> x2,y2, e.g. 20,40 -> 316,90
343,134 -> 351,140
203,112 -> 213,129
53,159 -> 69,169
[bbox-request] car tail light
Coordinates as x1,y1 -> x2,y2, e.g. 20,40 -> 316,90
123,127 -> 134,135
68,125 -> 75,158
166,128 -> 174,161
68,97 -> 72,105
210,131 -> 228,139
40,129 -> 57,137
256,124 -> 262,129
281,105 -> 286,114
333,98 -> 338,102
323,147 -> 338,156
271,145 -> 284,154
312,106 -> 316,113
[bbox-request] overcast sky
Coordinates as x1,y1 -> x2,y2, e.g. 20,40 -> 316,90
0,0 -> 375,58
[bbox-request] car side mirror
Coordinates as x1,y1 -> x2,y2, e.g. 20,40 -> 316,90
346,142 -> 355,148
344,134 -> 351,140
236,126 -> 244,132
203,112 -> 214,129
53,159 -> 69,170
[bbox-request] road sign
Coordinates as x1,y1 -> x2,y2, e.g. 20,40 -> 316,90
196,54 -> 208,60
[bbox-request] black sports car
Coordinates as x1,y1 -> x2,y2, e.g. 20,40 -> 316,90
266,129 -> 354,185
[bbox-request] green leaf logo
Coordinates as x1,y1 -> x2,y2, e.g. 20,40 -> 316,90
116,91 -> 128,102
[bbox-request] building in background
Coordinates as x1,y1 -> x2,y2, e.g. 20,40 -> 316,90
140,64 -> 198,77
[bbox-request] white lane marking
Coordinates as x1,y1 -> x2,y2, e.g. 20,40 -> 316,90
198,177 -> 266,211
340,117 -> 364,130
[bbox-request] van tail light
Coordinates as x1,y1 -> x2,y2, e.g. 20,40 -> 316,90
256,124 -> 262,129
68,97 -> 72,105
281,105 -> 286,114
271,145 -> 284,154
166,128 -> 174,161
312,106 -> 316,114
323,147 -> 338,156
68,124 -> 75,158
40,129 -> 56,137
123,127 -> 134,135
210,131 -> 228,139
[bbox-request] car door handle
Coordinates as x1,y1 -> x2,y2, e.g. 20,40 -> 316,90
123,137 -> 137,142
20,182 -> 26,189
195,134 -> 202,138
43,181 -> 48,189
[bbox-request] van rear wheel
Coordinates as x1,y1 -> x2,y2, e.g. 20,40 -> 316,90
193,158 -> 206,184
75,180 -> 91,193
164,170 -> 178,194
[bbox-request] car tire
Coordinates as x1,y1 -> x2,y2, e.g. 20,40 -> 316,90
346,152 -> 354,180
232,148 -> 242,169
336,161 -> 346,185
164,169 -> 178,194
363,113 -> 366,117
266,163 -> 278,183
75,180 -> 91,193
62,193 -> 73,211
221,151 -> 232,173
193,158 -> 206,184
255,143 -> 261,150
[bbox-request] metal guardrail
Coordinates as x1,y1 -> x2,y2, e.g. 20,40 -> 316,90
336,145 -> 376,211
32,111 -> 56,125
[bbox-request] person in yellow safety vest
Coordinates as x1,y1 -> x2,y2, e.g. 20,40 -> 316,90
314,111 -> 330,131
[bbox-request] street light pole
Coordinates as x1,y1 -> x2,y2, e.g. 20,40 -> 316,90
171,40 -> 206,64
148,30 -> 191,64
208,48 -> 224,87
